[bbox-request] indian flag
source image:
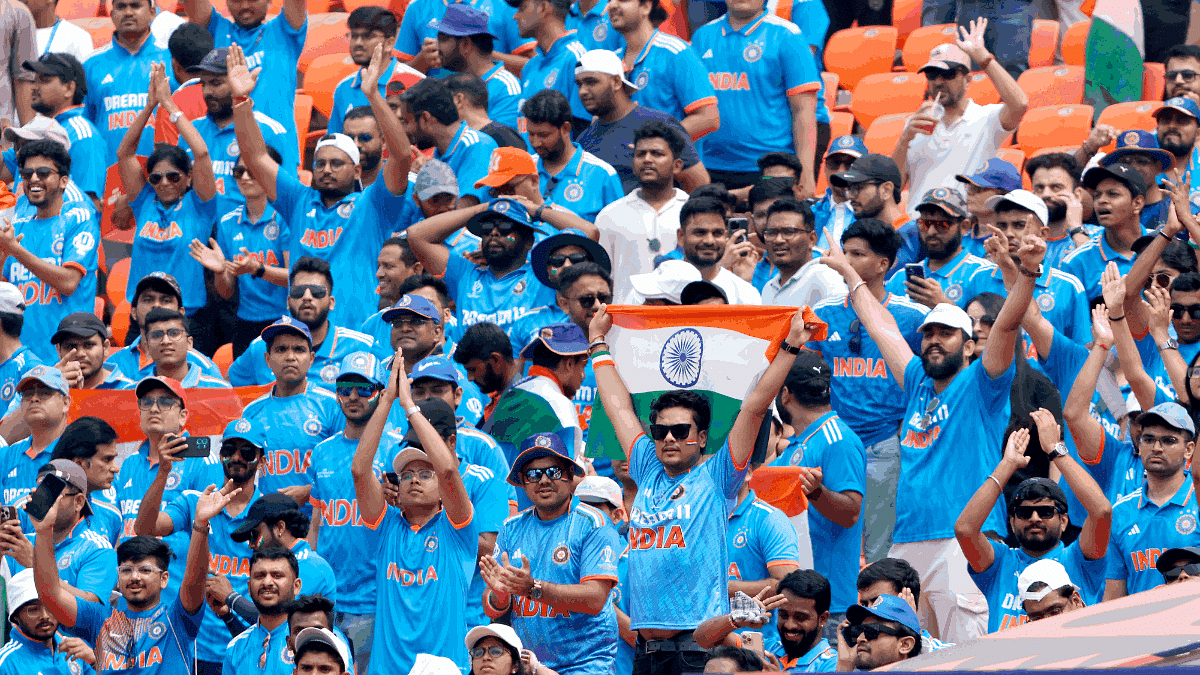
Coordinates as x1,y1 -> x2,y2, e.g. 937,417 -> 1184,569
586,305 -> 798,460
1083,0 -> 1144,119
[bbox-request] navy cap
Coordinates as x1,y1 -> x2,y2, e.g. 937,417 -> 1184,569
955,158 -> 1022,191
1156,546 -> 1200,574
464,198 -> 539,238
1156,97 -> 1200,121
435,2 -> 494,37
381,294 -> 441,324
402,396 -> 457,444
1102,129 -> 1175,172
186,47 -> 230,74
230,493 -> 299,542
134,272 -> 183,306
261,315 -> 313,345
52,311 -> 107,344
1011,477 -> 1068,514
519,322 -> 588,359
846,594 -> 922,635
222,417 -> 268,452
829,154 -> 901,189
23,53 -> 86,89
410,355 -> 460,385
529,228 -> 611,289
824,134 -> 867,160
1083,163 -> 1148,197
507,432 -> 586,486
337,351 -> 386,387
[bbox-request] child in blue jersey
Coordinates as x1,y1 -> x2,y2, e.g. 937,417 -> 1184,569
0,570 -> 76,675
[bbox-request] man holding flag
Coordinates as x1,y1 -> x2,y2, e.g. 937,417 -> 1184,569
588,302 -> 815,675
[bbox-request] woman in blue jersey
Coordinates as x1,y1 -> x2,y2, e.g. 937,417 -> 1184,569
117,62 -> 218,319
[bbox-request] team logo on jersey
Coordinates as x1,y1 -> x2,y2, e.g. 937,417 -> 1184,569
742,43 -> 763,63
68,659 -> 83,675
236,419 -> 252,434
58,554 -> 72,569
669,485 -> 686,501
423,533 -> 438,551
544,69 -> 559,88
732,529 -> 748,548
337,203 -> 355,218
1178,513 -> 1197,535
660,328 -> 703,388
563,183 -> 584,202
165,471 -> 181,491
789,445 -> 804,466
227,140 -> 240,157
513,280 -> 527,295
263,222 -> 280,241
600,545 -> 615,564
0,382 -> 13,401
552,544 -> 571,563
470,280 -> 484,298
321,363 -> 340,383
148,622 -> 167,639
304,416 -> 323,436
635,71 -> 650,89
945,284 -> 962,302
72,231 -> 95,256
51,236 -> 64,255
282,644 -> 295,665
1036,293 -> 1055,311
1123,131 -> 1141,146
593,23 -> 608,41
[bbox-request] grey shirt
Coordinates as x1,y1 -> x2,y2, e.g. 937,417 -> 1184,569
0,0 -> 35,126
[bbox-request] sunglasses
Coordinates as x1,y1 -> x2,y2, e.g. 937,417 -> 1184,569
923,68 -> 961,81
917,218 -> 959,232
1168,69 -> 1199,82
521,466 -> 568,483
148,171 -> 183,185
547,253 -> 589,267
137,395 -> 180,411
843,624 -> 905,643
1172,304 -> 1200,321
649,423 -> 693,441
289,284 -> 329,299
1164,562 -> 1200,582
1145,272 -> 1173,291
574,293 -> 612,308
1014,505 -> 1059,520
470,647 -> 507,659
19,166 -> 57,180
348,133 -> 374,143
220,444 -> 260,460
313,158 -> 348,171
479,219 -> 519,235
232,166 -> 250,179
849,319 -> 862,355
336,383 -> 380,398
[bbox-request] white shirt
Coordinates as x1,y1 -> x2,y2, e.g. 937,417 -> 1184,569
761,257 -> 847,307
904,99 -> 1012,217
596,187 -> 689,301
36,19 -> 94,62
712,267 -> 761,305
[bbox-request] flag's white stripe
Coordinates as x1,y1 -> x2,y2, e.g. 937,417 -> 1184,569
611,324 -> 773,398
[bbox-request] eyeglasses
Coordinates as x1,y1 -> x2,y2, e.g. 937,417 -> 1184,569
147,171 -> 183,185
348,133 -> 374,143
548,253 -> 589,267
313,158 -> 348,171
220,444 -> 260,460
917,218 -> 959,232
336,382 -> 380,398
649,423 -> 692,441
845,182 -> 881,196
117,564 -> 163,577
1190,365 -> 1200,379
232,166 -> 250,180
19,166 -> 57,180
923,68 -> 961,81
479,219 -> 519,235
1139,433 -> 1183,448
843,623 -> 905,643
849,319 -> 862,355
573,293 -> 612,308
762,227 -> 813,240
22,386 -> 61,400
1171,303 -> 1200,321
400,469 -> 436,482
521,466 -> 568,483
147,327 -> 186,343
1014,505 -> 1060,520
1165,562 -> 1200,582
470,646 -> 507,659
919,397 -> 941,430
1145,272 -> 1173,291
137,396 -> 181,411
1167,69 -> 1199,82
390,315 -> 432,328
289,284 -> 330,299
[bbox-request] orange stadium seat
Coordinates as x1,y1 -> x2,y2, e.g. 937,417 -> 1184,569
901,24 -> 956,72
1097,101 -> 1158,133
213,343 -> 235,378
1028,20 -> 1059,68
1144,62 -> 1165,100
822,72 -> 838,111
70,17 -> 114,49
892,0 -> 921,48
295,93 -> 314,160
967,72 -> 1000,104
58,0 -> 102,19
1018,65 -> 1084,108
297,13 -> 350,75
302,53 -> 357,118
94,296 -> 105,319
1029,145 -> 1080,159
111,301 -> 131,347
852,72 -> 926,128
829,111 -> 854,139
863,113 -> 909,155
106,256 -> 130,306
1016,104 -> 1093,155
1061,20 -> 1090,66
823,26 -> 897,92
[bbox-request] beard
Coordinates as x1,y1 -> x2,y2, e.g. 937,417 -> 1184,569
1160,136 -> 1195,158
780,626 -> 822,659
298,306 -> 330,331
925,232 -> 963,261
361,151 -> 382,172
1015,526 -> 1061,554
483,242 -> 524,270
32,100 -> 54,115
1044,197 -> 1067,223
921,345 -> 965,380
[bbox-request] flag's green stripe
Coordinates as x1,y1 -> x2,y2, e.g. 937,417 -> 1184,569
1083,16 -> 1143,118
586,390 -> 744,459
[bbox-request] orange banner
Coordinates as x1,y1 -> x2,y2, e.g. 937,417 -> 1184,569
67,385 -> 272,443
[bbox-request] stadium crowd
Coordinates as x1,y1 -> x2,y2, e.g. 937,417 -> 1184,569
0,0 -> 1190,672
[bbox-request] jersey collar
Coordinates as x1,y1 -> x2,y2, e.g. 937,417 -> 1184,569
719,11 -> 769,36
354,57 -> 399,89
629,29 -> 661,68
925,247 -> 972,279
781,637 -> 834,669
10,626 -> 54,652
795,410 -> 839,444
437,121 -> 472,162
482,60 -> 508,83
539,29 -> 580,57
239,203 -> 279,227
1016,540 -> 1064,563
1138,473 -> 1195,510
54,105 -> 86,121
537,142 -> 585,182
570,0 -> 608,18
1099,231 -> 1136,263
729,489 -> 758,520
110,30 -> 154,56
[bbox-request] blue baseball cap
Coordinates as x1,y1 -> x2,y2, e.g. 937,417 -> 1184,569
435,2 -> 494,37
410,355 -> 460,385
381,294 -> 441,325
519,322 -> 589,359
222,417 -> 268,452
824,134 -> 867,160
1102,129 -> 1175,172
955,157 -> 1022,191
846,594 -> 922,635
1139,401 -> 1197,435
16,365 -> 68,395
464,198 -> 540,238
507,432 -> 586,486
338,351 -> 386,386
1155,97 -> 1200,121
529,228 -> 612,289
261,315 -> 313,345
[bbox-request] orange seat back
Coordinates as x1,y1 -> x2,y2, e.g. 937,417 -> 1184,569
1061,19 -> 1090,66
1144,62 -> 1165,100
69,17 -> 114,49
106,256 -> 131,306
1017,104 -> 1094,155
58,0 -> 102,20
1028,20 -> 1059,68
111,301 -> 131,347
298,13 -> 350,75
213,343 -> 235,378
294,93 -> 314,162
301,53 -> 358,118
900,24 -> 956,72
863,113 -> 910,155
823,26 -> 898,92
892,0 -> 922,49
967,72 -> 1001,105
852,72 -> 927,128
1018,65 -> 1085,108
829,111 -> 855,140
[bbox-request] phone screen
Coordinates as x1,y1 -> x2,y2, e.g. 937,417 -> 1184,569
25,473 -> 68,522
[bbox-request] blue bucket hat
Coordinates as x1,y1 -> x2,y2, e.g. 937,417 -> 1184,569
435,2 -> 494,37
464,198 -> 540,238
529,228 -> 611,289
519,322 -> 589,359
1101,129 -> 1175,172
506,432 -> 586,486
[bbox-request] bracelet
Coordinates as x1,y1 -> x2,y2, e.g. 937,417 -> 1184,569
1160,228 -> 1175,241
233,95 -> 250,105
987,475 -> 1002,491
192,522 -> 210,534
1017,263 -> 1040,278
591,353 -> 615,368
1108,314 -> 1125,322
588,339 -> 608,352
405,406 -> 422,417
1069,227 -> 1086,238
850,280 -> 867,297
1093,342 -> 1111,351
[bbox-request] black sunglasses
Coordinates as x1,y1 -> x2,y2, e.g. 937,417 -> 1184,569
220,443 -> 259,460
478,219 -> 519,235
521,466 -> 568,483
649,423 -> 692,441
1167,69 -> 1199,82
19,166 -> 57,180
1164,562 -> 1200,582
1014,505 -> 1059,520
574,293 -> 612,308
547,253 -> 589,267
289,284 -> 329,299
348,133 -> 374,143
148,171 -> 183,185
232,166 -> 250,179
849,318 -> 862,355
843,624 -> 905,643
1171,303 -> 1200,321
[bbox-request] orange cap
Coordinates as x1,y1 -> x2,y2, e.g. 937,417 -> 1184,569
474,147 -> 537,188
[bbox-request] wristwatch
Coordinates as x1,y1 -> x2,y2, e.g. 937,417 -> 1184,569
1047,442 -> 1068,461
779,340 -> 802,355
169,110 -> 183,124
529,579 -> 543,600
1160,337 -> 1180,352
1068,227 -> 1086,238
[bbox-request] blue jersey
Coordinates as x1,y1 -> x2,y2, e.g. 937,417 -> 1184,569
222,620 -> 289,675
808,293 -> 927,446
971,540 -> 1105,633
1088,431 -> 1143,505
895,356 -> 1015,543
446,254 -> 556,333
773,414 -> 864,613
692,12 -> 821,172
461,462 -> 517,629
537,144 -> 623,222
518,31 -> 590,129
1059,234 -> 1138,301
169,364 -> 232,388
395,0 -> 530,61
726,491 -> 799,656
433,121 -> 499,204
228,327 -> 376,390
1044,233 -> 1075,270
367,505 -> 480,674
1135,334 -> 1200,402
1106,475 -> 1200,596
242,383 -> 345,494
480,61 -> 524,129
55,106 -> 107,199
0,346 -> 42,407
5,202 -> 100,363
328,58 -> 418,133
74,594 -> 202,675
127,186 -> 218,315
507,305 -> 570,357
214,203 -> 290,320
206,12 -> 304,154
960,265 -> 1089,345
622,30 -> 717,126
494,503 -> 619,675
86,495 -> 125,547
0,435 -> 60,505
104,339 -> 223,383
290,538 -> 339,604
82,35 -> 170,156
11,524 -> 117,603
781,638 -> 838,673
627,435 -> 747,629
272,171 -> 407,329
613,544 -> 633,675
0,628 -> 74,675
567,1 -> 622,51
884,248 -> 994,306
186,112 -> 296,215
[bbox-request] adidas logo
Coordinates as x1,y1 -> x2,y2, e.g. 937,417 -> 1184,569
1128,524 -> 1141,536
101,74 -> 114,84
702,49 -> 713,58
5,468 -> 14,478
828,332 -> 841,341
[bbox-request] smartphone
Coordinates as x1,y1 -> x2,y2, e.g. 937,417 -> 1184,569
24,473 -> 68,522
728,217 -> 750,233
905,264 -> 926,281
178,435 -> 211,458
384,472 -> 399,485
0,505 -> 18,523
741,631 -> 764,655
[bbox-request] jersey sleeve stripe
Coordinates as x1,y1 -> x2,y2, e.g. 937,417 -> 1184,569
448,506 -> 474,529
766,559 -> 801,567
786,83 -> 822,96
682,96 -> 718,114
580,573 -> 619,583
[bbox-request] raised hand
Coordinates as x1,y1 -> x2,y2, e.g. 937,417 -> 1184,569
955,18 -> 991,65
1029,408 -> 1061,455
1015,234 -> 1047,271
195,484 -> 240,524
1001,426 -> 1031,469
360,43 -> 388,96
1145,286 -> 1173,340
225,45 -> 259,99
1099,260 -> 1125,311
1091,304 -> 1113,347
818,227 -> 854,278
786,307 -> 815,347
188,238 -> 228,273
589,303 -> 612,343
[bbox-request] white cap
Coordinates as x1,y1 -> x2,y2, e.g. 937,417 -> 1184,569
0,282 -> 24,314
392,447 -> 431,475
315,133 -> 361,166
576,476 -> 622,509
574,49 -> 639,91
294,628 -> 351,672
629,260 -> 702,304
1017,559 -> 1078,604
985,189 -> 1050,227
407,654 -> 462,675
465,623 -> 524,652
6,569 -> 38,621
918,303 -> 975,336
3,115 -> 71,150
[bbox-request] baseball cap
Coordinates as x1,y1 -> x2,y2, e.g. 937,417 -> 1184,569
829,154 -> 901,189
435,3 -> 494,36
1138,401 -> 1196,435
1010,477 -> 1068,513
402,397 -> 457,446
7,569 -> 38,622
222,417 -> 268,453
261,315 -> 313,345
519,322 -> 588,359
51,311 -> 105,344
37,460 -> 92,516
1082,163 -> 1148,197
230,493 -> 300,542
576,476 -> 622,509
919,303 -> 975,336
846,594 -> 921,634
315,133 -> 361,166
1156,546 -> 1200,575
1101,129 -> 1175,172
17,365 -> 68,395
465,624 -> 524,652
824,134 -> 867,160
185,47 -> 230,74
464,198 -> 538,238
474,147 -> 537,189
1017,559 -> 1078,604
4,116 -> 71,150
985,189 -> 1050,227
294,627 -> 351,672
134,375 -> 189,409
916,187 -> 969,219
22,53 -> 85,92
134,272 -> 183,306
406,654 -> 462,675
0,282 -> 24,315
789,349 -> 831,393
507,432 -> 586,486
382,294 -> 441,325
410,355 -> 460,386
680,280 -> 728,305
956,158 -> 1022,191
414,159 -> 459,201
530,229 -> 612,289
1155,97 -> 1200,121
337,351 -> 386,387
629,260 -> 702,304
919,42 -> 971,73
575,49 -> 639,91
